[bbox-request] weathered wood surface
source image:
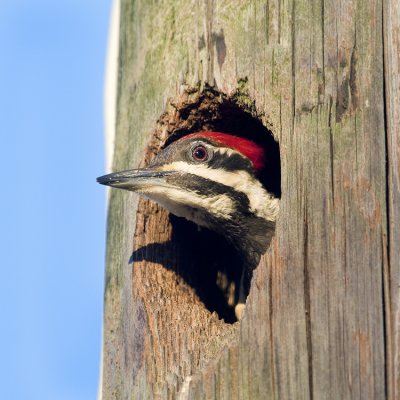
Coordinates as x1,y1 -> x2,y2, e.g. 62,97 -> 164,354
101,0 -> 399,398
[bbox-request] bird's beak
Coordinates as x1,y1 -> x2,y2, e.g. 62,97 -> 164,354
97,168 -> 175,192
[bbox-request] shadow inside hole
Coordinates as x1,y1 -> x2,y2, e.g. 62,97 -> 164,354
130,215 -> 242,323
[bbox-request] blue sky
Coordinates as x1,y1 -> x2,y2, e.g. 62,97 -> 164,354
0,1 -> 111,398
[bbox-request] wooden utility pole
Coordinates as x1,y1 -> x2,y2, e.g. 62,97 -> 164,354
100,0 -> 400,399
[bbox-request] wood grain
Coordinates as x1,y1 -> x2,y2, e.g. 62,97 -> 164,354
100,0 -> 397,398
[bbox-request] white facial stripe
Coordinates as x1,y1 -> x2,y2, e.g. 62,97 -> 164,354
161,161 -> 280,221
140,186 -> 235,225
214,147 -> 236,157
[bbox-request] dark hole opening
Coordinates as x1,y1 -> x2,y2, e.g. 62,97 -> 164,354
134,86 -> 281,323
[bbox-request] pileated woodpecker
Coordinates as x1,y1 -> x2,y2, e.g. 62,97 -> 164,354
97,131 -> 279,318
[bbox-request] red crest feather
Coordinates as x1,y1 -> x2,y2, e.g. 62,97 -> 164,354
180,131 -> 265,171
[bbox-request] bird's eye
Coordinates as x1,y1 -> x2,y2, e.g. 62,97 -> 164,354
191,145 -> 209,162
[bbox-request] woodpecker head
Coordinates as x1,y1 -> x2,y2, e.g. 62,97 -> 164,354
97,132 -> 279,265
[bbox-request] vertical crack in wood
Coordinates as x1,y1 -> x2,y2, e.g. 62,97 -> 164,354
278,0 -> 281,44
268,258 -> 276,399
382,2 -> 392,397
328,96 -> 335,209
321,0 -> 325,96
205,0 -> 215,86
382,228 -> 391,400
265,0 -> 270,46
303,191 -> 314,400
349,45 -> 359,112
291,0 -> 296,123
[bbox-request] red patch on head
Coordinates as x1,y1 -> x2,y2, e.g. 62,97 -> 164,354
180,131 -> 265,171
